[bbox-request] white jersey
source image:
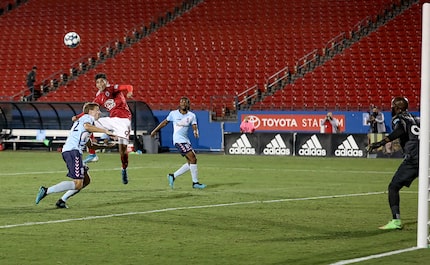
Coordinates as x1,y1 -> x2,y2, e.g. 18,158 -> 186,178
166,109 -> 197,144
62,114 -> 94,154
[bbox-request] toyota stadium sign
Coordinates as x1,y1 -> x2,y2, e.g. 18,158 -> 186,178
240,114 -> 345,132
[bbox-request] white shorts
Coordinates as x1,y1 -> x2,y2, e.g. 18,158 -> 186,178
95,117 -> 131,145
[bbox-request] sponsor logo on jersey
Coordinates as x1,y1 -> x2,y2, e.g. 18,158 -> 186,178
298,134 -> 326,156
263,134 -> 290,155
335,135 -> 363,157
104,98 -> 115,111
229,134 -> 256,155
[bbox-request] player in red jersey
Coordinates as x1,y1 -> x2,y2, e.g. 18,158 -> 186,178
73,73 -> 133,184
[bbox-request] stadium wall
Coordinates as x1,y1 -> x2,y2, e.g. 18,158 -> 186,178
152,110 -> 416,152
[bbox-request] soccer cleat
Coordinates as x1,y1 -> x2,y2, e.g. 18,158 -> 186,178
378,219 -> 403,230
192,182 -> 207,189
55,199 -> 68,209
167,174 -> 175,189
83,154 -> 99,164
122,169 -> 128,184
35,186 -> 48,204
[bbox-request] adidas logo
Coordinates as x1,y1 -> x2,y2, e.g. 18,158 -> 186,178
229,134 -> 256,155
263,134 -> 290,155
298,134 -> 326,156
335,135 -> 363,157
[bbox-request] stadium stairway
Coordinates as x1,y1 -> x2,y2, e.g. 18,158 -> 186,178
0,0 -> 422,113
61,0 -> 397,112
247,0 -> 421,112
0,0 -> 187,100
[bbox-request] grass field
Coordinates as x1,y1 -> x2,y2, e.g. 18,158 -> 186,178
0,151 -> 429,265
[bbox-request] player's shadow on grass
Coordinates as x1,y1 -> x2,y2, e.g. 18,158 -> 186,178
403,219 -> 417,227
88,191 -> 198,208
262,229 -> 387,243
257,218 -> 405,243
88,189 -> 151,194
204,182 -> 241,189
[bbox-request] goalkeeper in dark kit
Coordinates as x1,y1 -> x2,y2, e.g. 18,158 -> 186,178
368,97 -> 419,230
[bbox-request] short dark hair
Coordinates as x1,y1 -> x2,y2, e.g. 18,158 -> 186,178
392,97 -> 409,111
95,73 -> 107,80
32,66 -> 37,70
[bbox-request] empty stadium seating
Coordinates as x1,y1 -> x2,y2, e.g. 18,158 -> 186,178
0,0 -> 184,99
0,0 -> 422,112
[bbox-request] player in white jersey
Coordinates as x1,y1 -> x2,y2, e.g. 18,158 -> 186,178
151,97 -> 206,189
35,102 -> 116,208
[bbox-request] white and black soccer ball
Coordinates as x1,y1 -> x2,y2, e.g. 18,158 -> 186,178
63,32 -> 80,48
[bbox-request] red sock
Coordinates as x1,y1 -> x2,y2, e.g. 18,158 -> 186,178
121,153 -> 128,169
89,134 -> 96,154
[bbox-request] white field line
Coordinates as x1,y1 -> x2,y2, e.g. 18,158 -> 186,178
329,247 -> 419,265
1,190 -> 420,264
1,168 -> 421,264
0,191 -> 384,229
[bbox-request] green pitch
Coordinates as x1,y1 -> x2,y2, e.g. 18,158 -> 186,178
0,151 -> 428,265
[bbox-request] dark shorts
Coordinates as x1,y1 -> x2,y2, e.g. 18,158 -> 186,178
175,143 -> 193,156
391,157 -> 419,188
62,150 -> 85,180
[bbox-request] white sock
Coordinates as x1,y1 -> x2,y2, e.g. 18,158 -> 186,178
47,181 -> 75,194
189,164 -> 198,183
61,190 -> 80,202
174,163 -> 190,178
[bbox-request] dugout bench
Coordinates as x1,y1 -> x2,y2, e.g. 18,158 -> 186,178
0,129 -> 148,151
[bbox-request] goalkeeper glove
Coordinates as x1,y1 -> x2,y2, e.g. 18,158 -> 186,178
368,139 -> 387,152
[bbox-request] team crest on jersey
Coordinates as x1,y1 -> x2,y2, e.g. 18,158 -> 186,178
177,117 -> 191,126
105,91 -> 110,97
104,99 -> 115,111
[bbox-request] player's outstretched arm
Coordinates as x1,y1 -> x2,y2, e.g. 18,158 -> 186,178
192,124 -> 199,138
367,137 -> 389,153
118,85 -> 133,98
84,123 -> 114,136
151,120 -> 169,137
72,112 -> 85,122
87,140 -> 116,150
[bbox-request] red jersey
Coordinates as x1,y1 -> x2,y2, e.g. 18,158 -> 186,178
323,119 -> 334,133
93,84 -> 132,119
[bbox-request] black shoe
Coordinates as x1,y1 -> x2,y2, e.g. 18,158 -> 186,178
55,199 -> 68,209
122,169 -> 128,184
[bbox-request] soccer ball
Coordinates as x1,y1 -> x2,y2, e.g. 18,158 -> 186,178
63,32 -> 80,48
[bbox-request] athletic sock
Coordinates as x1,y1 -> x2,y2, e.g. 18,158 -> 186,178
174,163 -> 190,178
89,135 -> 96,155
121,153 -> 129,169
47,181 -> 75,194
189,164 -> 198,183
61,190 -> 80,202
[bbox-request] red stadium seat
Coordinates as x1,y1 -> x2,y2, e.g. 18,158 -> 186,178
0,0 -> 422,112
